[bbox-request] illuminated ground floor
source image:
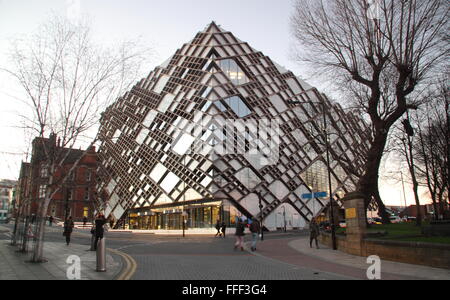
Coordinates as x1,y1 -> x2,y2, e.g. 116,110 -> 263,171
125,197 -> 313,231
127,199 -> 243,230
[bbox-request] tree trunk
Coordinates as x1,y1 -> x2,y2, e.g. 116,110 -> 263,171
357,127 -> 391,223
373,182 -> 391,224
405,131 -> 422,226
31,164 -> 56,263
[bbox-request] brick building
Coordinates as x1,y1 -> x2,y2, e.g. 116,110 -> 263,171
18,134 -> 98,221
0,179 -> 17,222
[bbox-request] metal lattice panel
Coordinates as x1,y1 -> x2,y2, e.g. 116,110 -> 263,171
95,22 -> 370,226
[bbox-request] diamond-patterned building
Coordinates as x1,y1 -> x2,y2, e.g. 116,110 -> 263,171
95,22 -> 370,230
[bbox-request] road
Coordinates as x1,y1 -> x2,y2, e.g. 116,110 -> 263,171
0,223 -> 352,280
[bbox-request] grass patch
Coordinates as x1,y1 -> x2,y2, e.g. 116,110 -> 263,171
390,236 -> 450,244
333,222 -> 450,245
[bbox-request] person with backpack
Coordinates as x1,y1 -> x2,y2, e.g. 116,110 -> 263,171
234,218 -> 246,251
94,213 -> 107,250
249,218 -> 261,252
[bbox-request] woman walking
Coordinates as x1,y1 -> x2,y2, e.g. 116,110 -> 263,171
234,218 -> 246,251
94,213 -> 107,250
309,218 -> 320,249
63,216 -> 75,246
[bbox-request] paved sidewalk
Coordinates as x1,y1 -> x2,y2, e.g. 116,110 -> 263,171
246,235 -> 450,280
288,237 -> 450,280
0,225 -> 122,280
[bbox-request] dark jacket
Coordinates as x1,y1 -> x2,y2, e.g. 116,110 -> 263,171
95,217 -> 106,238
310,222 -> 320,238
235,222 -> 245,236
64,220 -> 74,234
249,221 -> 260,233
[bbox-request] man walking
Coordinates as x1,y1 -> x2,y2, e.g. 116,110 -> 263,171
249,218 -> 261,252
220,221 -> 227,238
63,216 -> 75,246
215,219 -> 222,237
309,218 -> 320,249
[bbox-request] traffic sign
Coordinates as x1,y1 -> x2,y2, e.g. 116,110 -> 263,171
301,192 -> 328,199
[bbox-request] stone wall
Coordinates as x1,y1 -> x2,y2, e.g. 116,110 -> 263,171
320,232 -> 450,269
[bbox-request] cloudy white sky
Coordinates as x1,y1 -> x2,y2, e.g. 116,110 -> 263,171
0,0 -> 426,206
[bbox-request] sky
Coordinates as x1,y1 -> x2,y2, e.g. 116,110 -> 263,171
0,0 -> 429,206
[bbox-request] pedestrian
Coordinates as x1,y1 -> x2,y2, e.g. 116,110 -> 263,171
220,221 -> 227,238
83,216 -> 88,226
109,218 -> 114,229
49,215 -> 54,226
309,218 -> 320,249
215,219 -> 222,237
234,218 -> 246,251
63,216 -> 75,246
249,218 -> 261,252
94,213 -> 107,250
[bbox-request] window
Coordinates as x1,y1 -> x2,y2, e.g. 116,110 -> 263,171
39,185 -> 46,198
86,169 -> 92,182
223,96 -> 251,118
67,190 -> 73,201
40,164 -> 49,178
84,188 -> 90,201
69,170 -> 76,181
217,59 -> 250,85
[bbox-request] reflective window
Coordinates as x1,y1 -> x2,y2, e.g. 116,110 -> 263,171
223,96 -> 251,118
217,59 -> 250,85
214,101 -> 227,112
160,172 -> 180,194
149,163 -> 167,183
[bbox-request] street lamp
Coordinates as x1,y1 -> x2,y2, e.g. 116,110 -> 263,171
256,190 -> 264,241
288,94 -> 337,250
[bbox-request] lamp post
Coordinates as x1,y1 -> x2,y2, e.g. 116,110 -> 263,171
288,95 -> 337,250
256,190 -> 264,241
182,155 -> 186,238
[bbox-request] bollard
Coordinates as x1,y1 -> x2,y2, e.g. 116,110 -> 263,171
96,237 -> 106,272
90,234 -> 96,251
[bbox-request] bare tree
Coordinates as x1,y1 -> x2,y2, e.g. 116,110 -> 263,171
1,16 -> 151,262
291,0 -> 449,222
414,83 -> 449,219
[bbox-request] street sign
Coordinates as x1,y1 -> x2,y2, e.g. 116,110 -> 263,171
301,192 -> 328,199
314,192 -> 328,198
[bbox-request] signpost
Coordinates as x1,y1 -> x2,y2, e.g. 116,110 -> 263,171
301,192 -> 328,199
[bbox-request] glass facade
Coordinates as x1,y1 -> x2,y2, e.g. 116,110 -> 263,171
128,200 -> 240,230
217,59 -> 250,85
